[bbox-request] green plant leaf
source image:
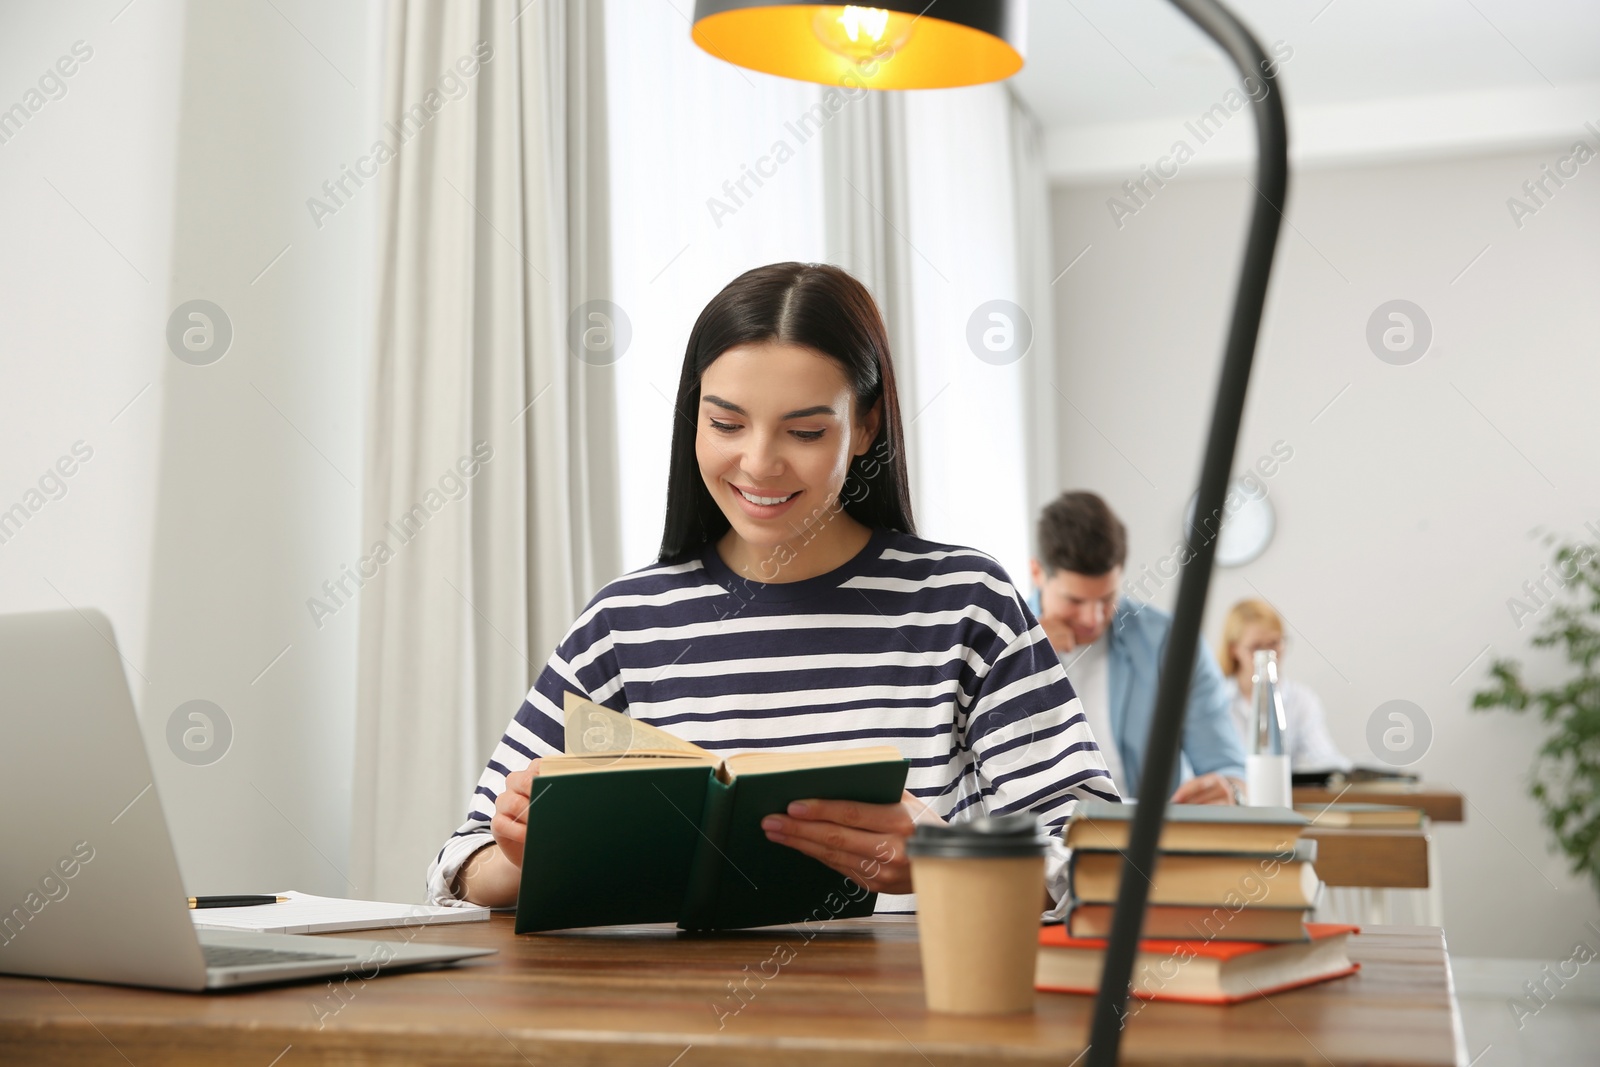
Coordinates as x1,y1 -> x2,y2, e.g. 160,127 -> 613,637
1475,539 -> 1600,898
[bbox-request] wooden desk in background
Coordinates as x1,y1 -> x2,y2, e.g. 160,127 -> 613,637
1292,784 -> 1463,921
1293,783 -> 1465,824
1303,826 -> 1431,888
0,915 -> 1466,1066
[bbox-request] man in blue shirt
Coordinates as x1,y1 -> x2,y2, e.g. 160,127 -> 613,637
1028,491 -> 1247,804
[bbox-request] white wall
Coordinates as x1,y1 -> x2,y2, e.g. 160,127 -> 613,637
1048,148 -> 1600,958
1,0 -> 377,898
1,6 -> 180,667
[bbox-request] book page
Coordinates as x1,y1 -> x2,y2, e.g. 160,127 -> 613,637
539,754 -> 714,777
563,692 -> 712,758
723,746 -> 905,778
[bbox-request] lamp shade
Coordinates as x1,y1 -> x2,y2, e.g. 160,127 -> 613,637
691,2 -> 1026,89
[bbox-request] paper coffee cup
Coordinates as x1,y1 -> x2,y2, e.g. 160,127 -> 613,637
908,814 -> 1050,1015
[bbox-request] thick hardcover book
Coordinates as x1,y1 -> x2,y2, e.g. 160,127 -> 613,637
513,695 -> 909,933
1065,901 -> 1311,943
1064,800 -> 1308,854
1035,922 -> 1360,1004
1068,839 -> 1321,909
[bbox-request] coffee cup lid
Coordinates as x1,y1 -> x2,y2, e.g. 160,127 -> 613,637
906,813 -> 1052,859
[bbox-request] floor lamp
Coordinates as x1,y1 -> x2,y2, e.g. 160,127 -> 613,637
689,3 -> 1289,1062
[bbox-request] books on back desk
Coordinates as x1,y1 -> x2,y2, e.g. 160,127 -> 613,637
1064,800 -> 1319,943
514,694 -> 909,933
1297,802 -> 1426,829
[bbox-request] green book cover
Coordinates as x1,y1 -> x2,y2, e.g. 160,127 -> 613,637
512,695 -> 910,933
514,762 -> 714,933
678,760 -> 910,931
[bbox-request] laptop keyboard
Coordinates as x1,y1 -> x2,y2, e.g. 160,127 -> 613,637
203,944 -> 359,969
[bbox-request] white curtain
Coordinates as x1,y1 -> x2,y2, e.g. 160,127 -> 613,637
1010,87 -> 1062,536
823,83 -> 1054,587
603,4 -> 827,570
820,92 -> 920,498
351,0 -> 618,903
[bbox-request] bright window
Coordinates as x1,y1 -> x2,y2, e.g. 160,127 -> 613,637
606,6 -> 827,571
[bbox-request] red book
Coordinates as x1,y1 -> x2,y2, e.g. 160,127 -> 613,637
1035,922 -> 1360,1005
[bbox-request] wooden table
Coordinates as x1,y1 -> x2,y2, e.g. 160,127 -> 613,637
1303,826 -> 1431,889
1293,784 -> 1464,823
0,916 -> 1466,1066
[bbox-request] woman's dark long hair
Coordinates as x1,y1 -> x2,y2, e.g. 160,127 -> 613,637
657,262 -> 915,564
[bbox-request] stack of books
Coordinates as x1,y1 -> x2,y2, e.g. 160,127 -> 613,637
1035,801 -> 1359,1004
1062,800 -> 1321,941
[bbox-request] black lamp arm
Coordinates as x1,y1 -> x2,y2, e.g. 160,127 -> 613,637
1084,1 -> 1289,1064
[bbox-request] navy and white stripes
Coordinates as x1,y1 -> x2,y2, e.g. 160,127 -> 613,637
425,529 -> 1120,913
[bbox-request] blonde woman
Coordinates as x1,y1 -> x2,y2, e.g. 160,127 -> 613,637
1218,599 -> 1351,772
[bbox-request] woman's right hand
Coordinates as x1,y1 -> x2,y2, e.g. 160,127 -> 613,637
490,758 -> 541,869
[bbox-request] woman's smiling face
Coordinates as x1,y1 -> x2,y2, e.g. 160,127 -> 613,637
696,341 -> 879,562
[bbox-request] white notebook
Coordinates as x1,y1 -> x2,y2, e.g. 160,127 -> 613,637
189,891 -> 489,934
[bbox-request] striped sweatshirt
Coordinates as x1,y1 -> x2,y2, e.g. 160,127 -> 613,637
425,529 -> 1121,915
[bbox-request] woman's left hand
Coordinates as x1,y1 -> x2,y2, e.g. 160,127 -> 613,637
761,790 -> 944,895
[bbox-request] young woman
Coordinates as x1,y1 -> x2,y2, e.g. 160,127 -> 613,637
1218,598 -> 1351,772
426,263 -> 1118,916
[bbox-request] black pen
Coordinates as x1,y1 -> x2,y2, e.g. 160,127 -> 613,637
187,895 -> 289,909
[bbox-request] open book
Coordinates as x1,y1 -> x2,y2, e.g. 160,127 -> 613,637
513,694 -> 909,933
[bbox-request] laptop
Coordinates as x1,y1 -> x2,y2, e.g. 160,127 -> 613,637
0,608 -> 495,991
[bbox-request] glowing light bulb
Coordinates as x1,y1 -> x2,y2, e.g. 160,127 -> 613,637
837,6 -> 889,45
811,5 -> 913,62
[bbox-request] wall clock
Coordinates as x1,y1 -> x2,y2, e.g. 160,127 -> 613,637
1185,480 -> 1275,567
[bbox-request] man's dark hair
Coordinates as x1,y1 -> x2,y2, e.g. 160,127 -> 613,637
1037,491 -> 1127,577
